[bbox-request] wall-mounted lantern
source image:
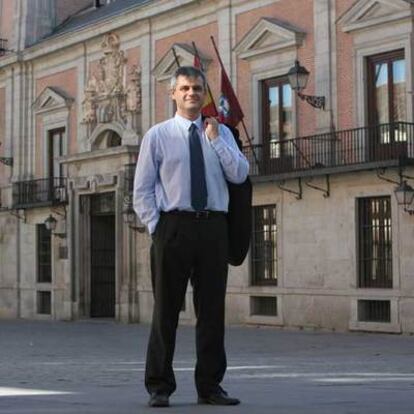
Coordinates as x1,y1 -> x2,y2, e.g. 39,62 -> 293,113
394,180 -> 414,215
287,60 -> 326,110
44,214 -> 67,238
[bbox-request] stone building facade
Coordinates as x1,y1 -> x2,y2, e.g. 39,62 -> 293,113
0,0 -> 413,333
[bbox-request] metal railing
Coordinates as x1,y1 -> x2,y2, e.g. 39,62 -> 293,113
243,122 -> 414,177
12,177 -> 68,209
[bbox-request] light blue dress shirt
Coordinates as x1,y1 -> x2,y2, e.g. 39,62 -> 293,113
133,113 -> 249,234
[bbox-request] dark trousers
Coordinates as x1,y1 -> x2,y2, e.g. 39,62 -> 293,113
145,212 -> 228,397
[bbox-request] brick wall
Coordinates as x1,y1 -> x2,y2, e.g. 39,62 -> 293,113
35,68 -> 78,174
336,0 -> 356,130
236,0 -> 316,139
0,0 -> 15,48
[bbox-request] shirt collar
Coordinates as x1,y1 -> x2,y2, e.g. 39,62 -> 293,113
174,113 -> 203,131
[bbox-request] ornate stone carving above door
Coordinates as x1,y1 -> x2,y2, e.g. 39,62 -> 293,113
82,32 -> 142,146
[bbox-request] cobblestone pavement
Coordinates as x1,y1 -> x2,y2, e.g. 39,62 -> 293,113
1,320 -> 414,413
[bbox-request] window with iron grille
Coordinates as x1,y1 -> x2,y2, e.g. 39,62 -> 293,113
358,197 -> 392,288
37,224 -> 51,283
251,296 -> 277,316
37,291 -> 51,315
251,205 -> 277,285
358,299 -> 391,323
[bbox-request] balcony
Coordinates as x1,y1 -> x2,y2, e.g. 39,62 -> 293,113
12,177 -> 68,209
243,122 -> 414,180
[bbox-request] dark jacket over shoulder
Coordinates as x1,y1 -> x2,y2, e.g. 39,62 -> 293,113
225,125 -> 252,266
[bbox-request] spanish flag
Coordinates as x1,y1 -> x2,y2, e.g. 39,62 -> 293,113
193,54 -> 218,117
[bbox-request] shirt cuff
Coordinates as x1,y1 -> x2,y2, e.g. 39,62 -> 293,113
148,214 -> 160,235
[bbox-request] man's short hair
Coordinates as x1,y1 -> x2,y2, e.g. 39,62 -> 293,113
170,66 -> 207,90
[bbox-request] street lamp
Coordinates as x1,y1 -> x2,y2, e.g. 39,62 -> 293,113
394,180 -> 414,215
44,214 -> 66,238
287,60 -> 325,110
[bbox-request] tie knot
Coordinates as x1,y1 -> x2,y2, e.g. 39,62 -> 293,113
189,123 -> 197,132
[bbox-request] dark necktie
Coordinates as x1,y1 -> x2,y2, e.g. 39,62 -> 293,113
189,123 -> 207,211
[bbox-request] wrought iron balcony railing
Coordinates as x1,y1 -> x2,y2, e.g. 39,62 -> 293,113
243,122 -> 414,177
12,177 -> 68,209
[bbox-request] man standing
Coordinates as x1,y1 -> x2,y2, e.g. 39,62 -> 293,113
133,66 -> 249,407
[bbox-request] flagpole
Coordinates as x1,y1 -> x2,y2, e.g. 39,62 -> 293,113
210,35 -> 259,171
172,46 -> 180,67
192,41 -> 218,115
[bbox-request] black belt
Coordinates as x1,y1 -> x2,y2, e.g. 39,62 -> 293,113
161,210 -> 226,219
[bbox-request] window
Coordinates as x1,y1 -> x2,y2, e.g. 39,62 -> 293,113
251,205 -> 277,285
358,300 -> 390,323
367,50 -> 406,126
48,128 -> 65,178
37,224 -> 52,283
262,77 -> 293,159
357,197 -> 392,288
37,291 -> 51,315
250,296 -> 277,316
367,50 -> 407,147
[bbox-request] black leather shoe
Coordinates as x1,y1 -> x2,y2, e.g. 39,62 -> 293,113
148,393 -> 169,407
198,389 -> 240,406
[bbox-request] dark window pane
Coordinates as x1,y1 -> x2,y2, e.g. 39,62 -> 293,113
37,224 -> 51,283
37,291 -> 51,315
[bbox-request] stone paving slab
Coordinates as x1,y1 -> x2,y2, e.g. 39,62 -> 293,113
0,320 -> 414,413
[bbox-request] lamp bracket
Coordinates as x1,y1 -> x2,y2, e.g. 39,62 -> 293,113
305,175 -> 330,198
51,206 -> 66,218
377,168 -> 404,185
278,178 -> 302,200
10,209 -> 26,222
403,207 -> 414,215
297,92 -> 325,110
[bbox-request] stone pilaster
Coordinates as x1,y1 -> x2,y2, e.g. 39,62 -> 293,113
313,0 -> 336,131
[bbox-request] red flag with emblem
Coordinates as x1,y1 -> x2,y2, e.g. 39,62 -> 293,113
218,66 -> 244,128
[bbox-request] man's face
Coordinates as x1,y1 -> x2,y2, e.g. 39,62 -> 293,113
171,75 -> 206,118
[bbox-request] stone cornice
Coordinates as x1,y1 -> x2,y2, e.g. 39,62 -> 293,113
338,0 -> 413,33
0,53 -> 20,70
60,145 -> 138,165
34,86 -> 74,114
234,17 -> 305,61
153,43 -> 211,82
